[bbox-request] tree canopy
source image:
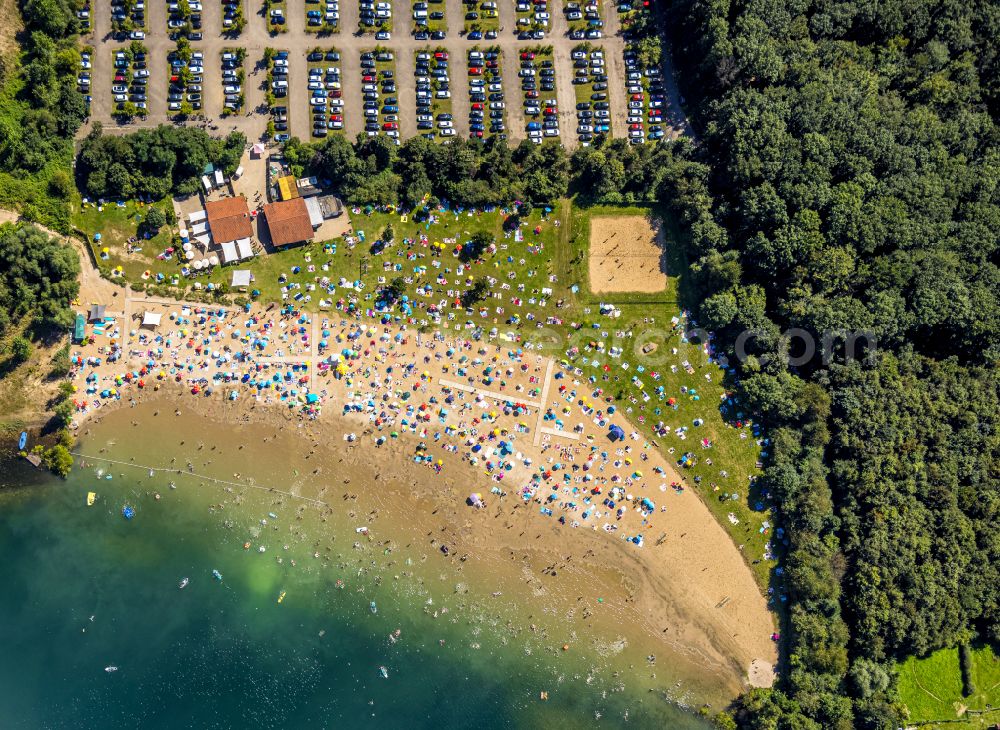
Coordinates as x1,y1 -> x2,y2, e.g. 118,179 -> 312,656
667,0 -> 1000,724
76,125 -> 246,200
0,223 -> 80,339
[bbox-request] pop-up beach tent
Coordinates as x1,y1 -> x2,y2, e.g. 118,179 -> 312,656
608,424 -> 625,442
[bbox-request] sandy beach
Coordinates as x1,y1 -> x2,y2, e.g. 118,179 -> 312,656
68,299 -> 777,696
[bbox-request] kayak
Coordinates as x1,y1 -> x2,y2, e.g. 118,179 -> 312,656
277,591 -> 286,604
179,577 -> 189,589
370,601 -> 377,614
122,505 -> 135,520
87,492 -> 96,506
212,569 -> 223,581
18,431 -> 26,450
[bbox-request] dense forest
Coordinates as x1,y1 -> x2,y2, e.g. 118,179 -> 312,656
0,223 -> 79,339
76,125 -> 247,201
281,133 -> 709,210
0,0 -> 87,230
667,0 -> 1000,726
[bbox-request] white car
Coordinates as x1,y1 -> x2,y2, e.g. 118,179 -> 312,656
169,101 -> 181,110
440,127 -> 456,136
129,30 -> 145,39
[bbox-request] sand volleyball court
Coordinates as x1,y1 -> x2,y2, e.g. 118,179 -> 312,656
588,215 -> 668,293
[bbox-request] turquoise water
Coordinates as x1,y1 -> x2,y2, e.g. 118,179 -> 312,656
0,443 -> 712,729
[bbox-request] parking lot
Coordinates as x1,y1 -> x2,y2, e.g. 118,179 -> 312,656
81,0 -> 686,148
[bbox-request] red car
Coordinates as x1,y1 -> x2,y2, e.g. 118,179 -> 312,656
629,123 -> 643,130
383,121 -> 398,130
631,93 -> 643,101
470,130 -> 483,138
363,74 -> 375,82
471,102 -> 483,110
468,67 -> 482,75
525,90 -> 539,98
329,114 -> 342,121
434,51 -> 448,60
520,52 -> 534,60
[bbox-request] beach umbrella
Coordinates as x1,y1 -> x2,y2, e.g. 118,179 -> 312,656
209,255 -> 220,267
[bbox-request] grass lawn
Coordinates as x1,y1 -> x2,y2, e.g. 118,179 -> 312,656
220,48 -> 246,116
267,51 -> 290,133
307,47 -> 341,138
899,645 -> 1000,728
71,198 -> 175,284
267,0 -> 289,33
571,45 -> 610,138
464,1 -> 499,35
564,0 -> 603,34
373,52 -> 397,134
304,0 -> 339,33
427,49 -> 453,136
71,198 -> 775,588
414,1 -> 447,35
515,5 -> 548,35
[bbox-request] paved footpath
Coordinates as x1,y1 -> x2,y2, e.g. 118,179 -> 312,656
78,0 -> 689,147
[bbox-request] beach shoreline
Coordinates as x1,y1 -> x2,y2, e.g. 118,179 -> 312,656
72,331 -> 777,698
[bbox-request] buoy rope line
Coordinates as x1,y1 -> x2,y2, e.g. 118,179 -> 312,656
70,451 -> 331,507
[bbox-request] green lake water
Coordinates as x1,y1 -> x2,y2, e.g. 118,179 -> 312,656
0,428 -> 713,729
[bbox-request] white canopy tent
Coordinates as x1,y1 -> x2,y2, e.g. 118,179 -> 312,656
189,209 -> 207,223
142,311 -> 162,328
231,269 -> 252,288
236,237 -> 254,260
221,240 -> 239,264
